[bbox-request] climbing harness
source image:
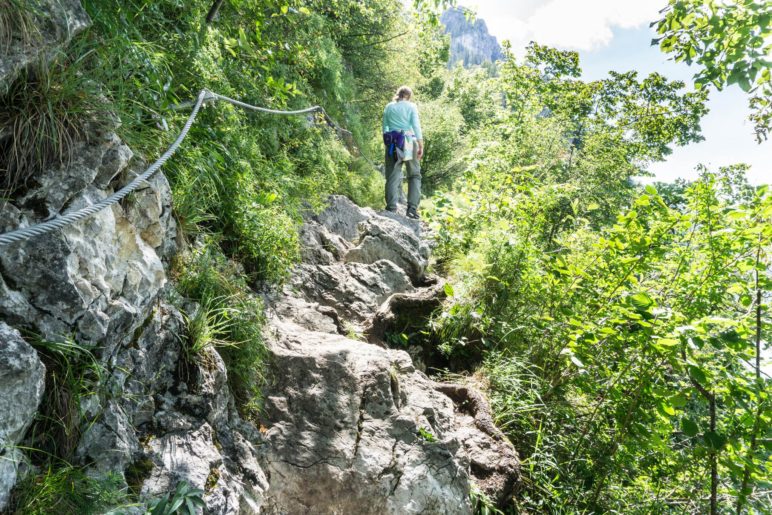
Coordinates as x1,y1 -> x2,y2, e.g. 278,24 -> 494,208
0,89 -> 350,246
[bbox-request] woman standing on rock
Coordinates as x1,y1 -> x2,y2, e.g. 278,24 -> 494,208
382,85 -> 424,220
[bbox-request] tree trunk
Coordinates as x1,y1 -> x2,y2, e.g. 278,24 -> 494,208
205,0 -> 225,23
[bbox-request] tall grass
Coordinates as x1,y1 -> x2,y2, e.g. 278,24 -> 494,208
0,0 -> 41,54
23,335 -> 103,465
0,48 -> 110,196
175,239 -> 267,419
6,465 -> 134,515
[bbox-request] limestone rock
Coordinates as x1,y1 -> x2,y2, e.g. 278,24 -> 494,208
345,217 -> 428,283
76,303 -> 184,473
0,133 -> 175,350
312,195 -> 372,241
139,348 -> 269,515
19,133 -> 132,216
260,195 -> 520,512
259,320 -> 473,514
274,196 -> 430,333
287,260 -> 413,330
0,323 -> 45,510
298,220 -> 351,265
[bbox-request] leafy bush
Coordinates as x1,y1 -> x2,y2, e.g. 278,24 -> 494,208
418,97 -> 464,190
426,43 -> 769,514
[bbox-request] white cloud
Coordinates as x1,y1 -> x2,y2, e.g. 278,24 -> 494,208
469,0 -> 663,55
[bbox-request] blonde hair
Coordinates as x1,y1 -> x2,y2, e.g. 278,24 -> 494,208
393,85 -> 413,102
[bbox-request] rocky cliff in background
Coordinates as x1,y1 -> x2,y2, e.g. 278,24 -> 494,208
441,7 -> 502,67
0,2 -> 519,512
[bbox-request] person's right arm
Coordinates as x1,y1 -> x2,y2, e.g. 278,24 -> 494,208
410,103 -> 424,159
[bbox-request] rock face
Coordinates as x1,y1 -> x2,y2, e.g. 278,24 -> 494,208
0,81 -> 260,510
441,8 -> 502,67
130,323 -> 269,514
0,324 -> 46,510
0,133 -> 175,352
261,322 -> 472,514
261,196 -> 520,513
281,197 -> 429,333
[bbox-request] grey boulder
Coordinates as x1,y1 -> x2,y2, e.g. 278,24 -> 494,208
0,323 -> 46,510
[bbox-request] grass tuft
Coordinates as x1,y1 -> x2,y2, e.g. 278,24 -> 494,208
0,48 -> 109,197
174,238 -> 267,420
23,334 -> 103,465
7,465 -> 134,515
0,0 -> 41,54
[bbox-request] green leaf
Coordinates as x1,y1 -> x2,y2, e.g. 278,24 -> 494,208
670,392 -> 688,408
688,365 -> 708,384
630,292 -> 654,311
657,401 -> 676,417
644,184 -> 657,195
704,430 -> 727,450
682,418 -> 699,437
168,495 -> 185,513
443,283 -> 455,297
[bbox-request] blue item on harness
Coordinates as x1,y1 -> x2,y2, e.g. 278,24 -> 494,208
383,130 -> 406,159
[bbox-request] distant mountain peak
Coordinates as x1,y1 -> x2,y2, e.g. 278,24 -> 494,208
441,7 -> 502,67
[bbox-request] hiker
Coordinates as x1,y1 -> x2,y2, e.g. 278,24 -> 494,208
382,85 -> 424,219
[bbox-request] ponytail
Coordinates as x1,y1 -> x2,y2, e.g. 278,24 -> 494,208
393,85 -> 413,102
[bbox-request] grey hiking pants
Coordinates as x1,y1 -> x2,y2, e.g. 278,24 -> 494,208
384,148 -> 421,212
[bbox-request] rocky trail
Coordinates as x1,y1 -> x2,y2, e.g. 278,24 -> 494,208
0,175 -> 519,513
260,196 -> 520,513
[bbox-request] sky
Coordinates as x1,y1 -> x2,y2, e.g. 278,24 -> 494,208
460,0 -> 771,185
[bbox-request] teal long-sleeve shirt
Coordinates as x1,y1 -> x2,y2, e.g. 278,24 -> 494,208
382,100 -> 423,140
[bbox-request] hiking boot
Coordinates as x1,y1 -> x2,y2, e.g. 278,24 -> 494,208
406,209 -> 420,220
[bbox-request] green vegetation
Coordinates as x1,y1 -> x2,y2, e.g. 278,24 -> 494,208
0,0 -> 40,53
3,0 -> 769,512
6,466 -> 134,515
23,335 -> 103,464
417,426 -> 438,442
174,239 -> 268,418
0,49 -> 108,196
427,42 -> 770,514
470,484 -> 504,515
147,481 -> 205,515
655,0 -> 772,141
